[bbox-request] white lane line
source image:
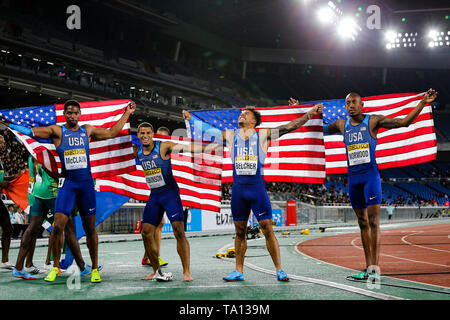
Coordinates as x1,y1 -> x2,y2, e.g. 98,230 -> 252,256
218,239 -> 404,300
119,283 -> 309,290
351,237 -> 450,268
401,231 -> 450,254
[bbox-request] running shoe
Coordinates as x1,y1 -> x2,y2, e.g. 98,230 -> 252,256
43,262 -> 53,271
0,261 -> 14,270
25,265 -> 46,274
44,267 -> 61,282
350,269 -> 368,280
277,269 -> 290,281
90,268 -> 101,283
141,258 -> 151,265
12,268 -> 37,280
159,256 -> 168,267
223,270 -> 244,281
80,264 -> 104,276
152,271 -> 173,282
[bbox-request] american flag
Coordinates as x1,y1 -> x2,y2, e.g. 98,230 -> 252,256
0,100 -> 136,179
317,92 -> 437,174
186,105 -> 326,184
95,134 -> 223,213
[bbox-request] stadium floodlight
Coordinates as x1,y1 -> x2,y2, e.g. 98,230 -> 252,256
428,30 -> 439,39
427,29 -> 450,47
317,6 -> 335,24
384,30 -> 417,50
385,30 -> 397,42
337,17 -> 360,40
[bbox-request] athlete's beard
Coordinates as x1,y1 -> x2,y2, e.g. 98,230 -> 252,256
66,119 -> 79,129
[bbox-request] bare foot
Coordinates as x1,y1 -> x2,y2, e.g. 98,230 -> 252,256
141,272 -> 156,280
184,273 -> 194,282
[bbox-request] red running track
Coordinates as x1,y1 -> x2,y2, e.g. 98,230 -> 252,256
297,223 -> 450,288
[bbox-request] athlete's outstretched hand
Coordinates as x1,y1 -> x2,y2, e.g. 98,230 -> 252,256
125,101 -> 136,115
288,98 -> 300,106
422,88 -> 438,104
308,103 -> 323,116
182,110 -> 192,121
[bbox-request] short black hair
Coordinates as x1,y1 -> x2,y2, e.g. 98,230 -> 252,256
64,99 -> 81,111
156,126 -> 170,135
137,122 -> 154,132
245,106 -> 262,127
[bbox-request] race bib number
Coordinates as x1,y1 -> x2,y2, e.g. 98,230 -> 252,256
234,154 -> 258,175
347,143 -> 371,166
144,168 -> 166,188
64,149 -> 88,170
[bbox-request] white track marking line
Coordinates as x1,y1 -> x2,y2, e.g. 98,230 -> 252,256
119,283 -> 309,290
218,238 -> 404,300
351,237 -> 450,268
296,233 -> 450,291
401,231 -> 450,254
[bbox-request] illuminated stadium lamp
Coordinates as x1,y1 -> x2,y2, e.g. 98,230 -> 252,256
385,30 -> 397,42
428,30 -> 439,39
384,30 -> 417,50
317,6 -> 335,24
428,41 -> 435,48
337,18 -> 360,41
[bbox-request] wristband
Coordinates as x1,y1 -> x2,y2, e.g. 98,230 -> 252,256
323,124 -> 329,136
9,123 -> 33,136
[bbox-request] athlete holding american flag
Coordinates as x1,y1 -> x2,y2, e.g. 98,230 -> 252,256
183,104 -> 323,282
290,88 -> 438,281
1,99 -> 136,283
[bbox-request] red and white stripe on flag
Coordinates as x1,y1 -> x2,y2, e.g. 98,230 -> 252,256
324,92 -> 437,174
10,100 -> 136,179
221,105 -> 326,184
95,135 -> 223,213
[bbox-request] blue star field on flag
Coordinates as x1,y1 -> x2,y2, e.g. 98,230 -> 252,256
0,105 -> 56,143
301,99 -> 348,125
0,105 -> 56,127
188,108 -> 241,142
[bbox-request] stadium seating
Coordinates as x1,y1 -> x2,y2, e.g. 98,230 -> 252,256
433,112 -> 450,141
381,182 -> 413,204
395,182 -> 447,205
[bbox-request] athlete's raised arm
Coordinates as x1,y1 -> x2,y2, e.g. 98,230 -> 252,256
372,88 -> 437,130
85,101 -> 136,140
267,103 -> 323,141
0,120 -> 60,140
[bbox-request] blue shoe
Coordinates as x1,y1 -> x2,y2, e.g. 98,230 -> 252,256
277,269 -> 290,281
223,270 -> 244,281
80,264 -> 103,276
12,268 -> 37,280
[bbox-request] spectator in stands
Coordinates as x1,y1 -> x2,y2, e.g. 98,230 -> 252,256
15,208 -> 28,237
8,205 -> 20,239
0,129 -> 28,178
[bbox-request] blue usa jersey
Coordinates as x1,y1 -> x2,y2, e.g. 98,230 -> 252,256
343,115 -> 378,175
56,125 -> 92,181
231,132 -> 266,185
137,141 -> 177,191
